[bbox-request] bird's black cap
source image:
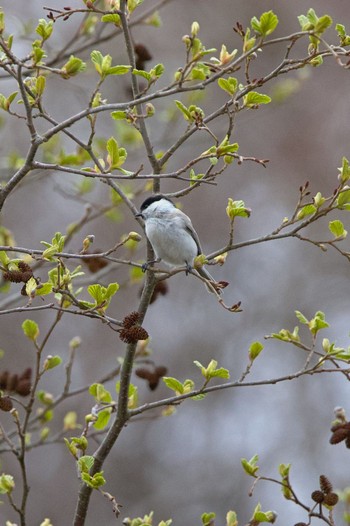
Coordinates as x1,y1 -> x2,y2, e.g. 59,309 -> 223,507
139,194 -> 174,212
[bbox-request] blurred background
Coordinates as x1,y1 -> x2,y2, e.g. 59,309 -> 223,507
1,0 -> 350,524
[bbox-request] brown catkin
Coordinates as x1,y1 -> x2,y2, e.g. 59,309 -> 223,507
323,492 -> 339,506
122,311 -> 141,329
320,475 -> 333,494
0,396 -> 13,412
330,427 -> 350,444
311,490 -> 324,503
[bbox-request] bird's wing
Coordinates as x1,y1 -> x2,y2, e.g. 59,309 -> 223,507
171,209 -> 202,255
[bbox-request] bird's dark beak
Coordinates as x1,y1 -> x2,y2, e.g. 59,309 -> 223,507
135,212 -> 143,219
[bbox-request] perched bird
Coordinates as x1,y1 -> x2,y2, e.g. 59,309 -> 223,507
136,195 -> 221,293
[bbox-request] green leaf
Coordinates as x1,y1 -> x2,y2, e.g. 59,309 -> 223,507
0,473 -> 15,494
308,311 -> 329,335
336,23 -> 346,37
81,470 -> 106,489
35,18 -> 53,42
107,65 -> 131,76
296,203 -> 316,220
335,24 -> 350,46
78,455 -> 94,474
93,408 -> 112,430
174,100 -> 192,121
61,55 -> 86,78
22,319 -> 39,341
0,250 -> 9,266
337,189 -> 350,207
295,310 -> 308,324
89,383 -> 112,403
329,219 -> 347,238
218,77 -> 238,96
226,511 -> 238,526
338,157 -> 350,182
127,0 -> 144,14
105,282 -> 119,298
201,512 -> 216,526
163,377 -> 184,394
44,355 -> 62,370
241,454 -> 259,476
106,136 -> 119,167
226,198 -> 251,219
243,91 -> 271,107
0,11 -> 4,34
101,13 -> 121,25
270,327 -> 300,343
315,15 -> 333,35
194,359 -> 230,381
111,110 -> 127,120
132,68 -> 152,81
249,341 -> 264,361
251,10 -> 279,36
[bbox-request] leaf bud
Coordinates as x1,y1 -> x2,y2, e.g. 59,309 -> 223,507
191,21 -> 200,36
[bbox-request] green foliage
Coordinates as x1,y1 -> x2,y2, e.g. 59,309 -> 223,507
241,454 -> 259,476
329,219 -> 347,238
89,383 -> 112,404
64,436 -> 88,458
295,310 -> 329,336
0,250 -> 10,266
243,91 -> 271,108
91,50 -> 131,79
163,376 -> 195,395
106,137 -> 127,170
226,198 -> 251,220
78,455 -> 106,489
338,157 -> 350,183
0,10 -> 4,34
243,28 -> 256,53
218,77 -> 238,96
0,473 -> 15,494
251,503 -> 277,523
174,100 -> 205,123
127,0 -> 144,14
249,341 -> 264,361
22,319 -> 39,341
43,355 -> 62,371
226,511 -> 238,526
201,512 -> 216,525
79,282 -> 119,312
35,18 -> 53,43
251,11 -> 279,37
189,168 -> 204,186
0,91 -> 18,111
115,381 -> 138,409
60,56 -> 86,79
322,338 -> 350,361
279,463 -> 292,500
335,23 -> 350,46
296,203 -> 316,220
298,8 -> 333,51
93,408 -> 112,430
101,13 -> 121,26
133,63 -> 164,85
41,232 -> 66,261
194,359 -> 230,382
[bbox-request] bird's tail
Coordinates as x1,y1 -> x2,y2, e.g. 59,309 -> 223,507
196,266 -> 223,294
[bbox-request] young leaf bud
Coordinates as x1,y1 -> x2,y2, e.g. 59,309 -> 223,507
191,21 -> 200,36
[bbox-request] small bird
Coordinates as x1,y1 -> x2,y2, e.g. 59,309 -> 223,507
136,194 -> 221,293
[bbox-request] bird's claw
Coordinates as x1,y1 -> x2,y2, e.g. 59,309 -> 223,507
141,262 -> 150,273
185,263 -> 192,276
